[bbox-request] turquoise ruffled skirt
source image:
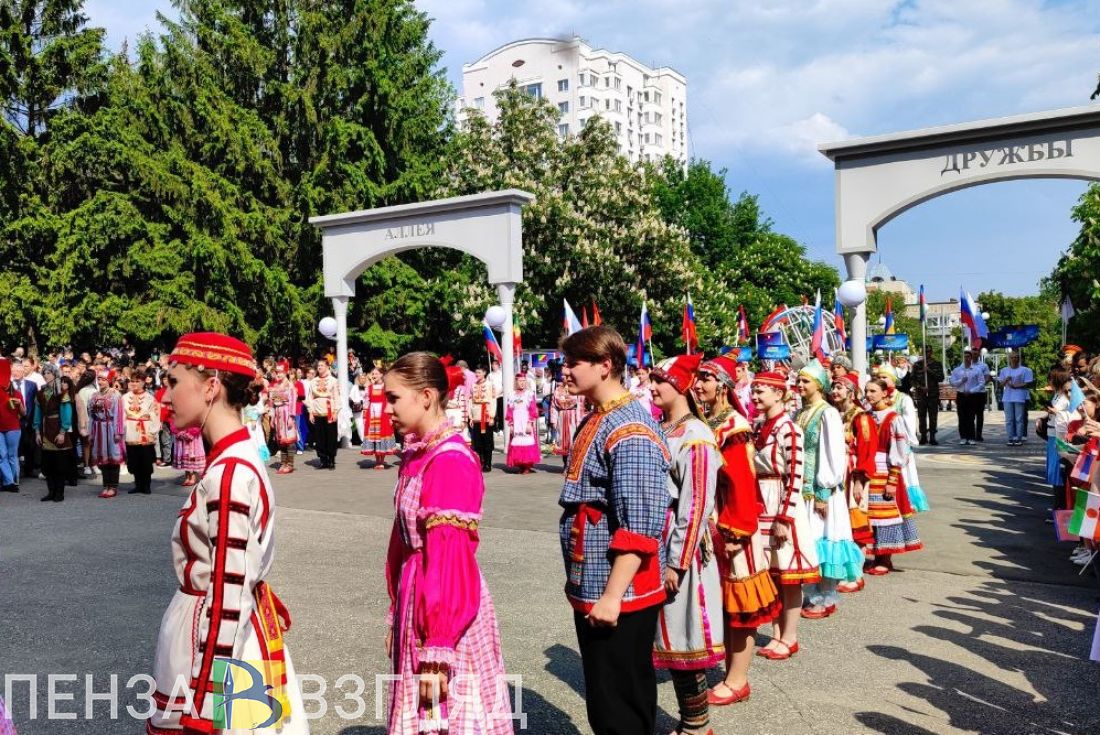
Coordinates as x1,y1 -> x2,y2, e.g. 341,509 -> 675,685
906,484 -> 930,513
816,538 -> 865,582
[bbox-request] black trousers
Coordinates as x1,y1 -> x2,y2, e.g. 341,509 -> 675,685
973,392 -> 987,439
100,464 -> 121,488
41,449 -> 69,499
573,606 -> 660,735
126,443 -> 156,492
916,398 -> 939,439
19,424 -> 39,477
494,397 -> 505,433
469,422 -> 494,469
313,419 -> 338,466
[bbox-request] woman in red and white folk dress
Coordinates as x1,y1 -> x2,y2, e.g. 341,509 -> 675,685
267,367 -> 299,474
362,366 -> 398,470
750,372 -> 819,662
830,374 -> 876,593
551,382 -> 585,463
148,333 -> 308,735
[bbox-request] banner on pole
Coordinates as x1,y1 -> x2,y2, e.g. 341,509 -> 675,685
872,334 -> 910,351
757,332 -> 791,360
983,325 -> 1040,349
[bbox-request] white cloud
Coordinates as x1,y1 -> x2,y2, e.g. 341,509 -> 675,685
414,0 -> 1100,165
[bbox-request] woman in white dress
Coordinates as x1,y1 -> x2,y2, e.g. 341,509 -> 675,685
147,333 -> 308,735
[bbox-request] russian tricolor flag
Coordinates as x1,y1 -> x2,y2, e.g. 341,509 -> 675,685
482,321 -> 503,361
810,290 -> 829,361
960,288 -> 989,347
737,304 -> 750,344
833,292 -> 847,343
637,301 -> 652,367
563,299 -> 583,335
682,294 -> 698,354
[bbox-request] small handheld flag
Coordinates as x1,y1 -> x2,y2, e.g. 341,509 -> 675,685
681,295 -> 698,354
884,298 -> 895,335
581,306 -> 590,329
592,300 -> 603,326
1068,489 -> 1100,541
482,321 -> 503,361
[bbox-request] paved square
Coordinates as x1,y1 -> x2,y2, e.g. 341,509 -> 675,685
2,413 -> 1099,734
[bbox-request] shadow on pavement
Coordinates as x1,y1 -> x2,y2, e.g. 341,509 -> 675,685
861,447 -> 1100,734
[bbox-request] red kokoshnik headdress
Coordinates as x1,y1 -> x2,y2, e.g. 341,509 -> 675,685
439,355 -> 466,394
651,353 -> 703,395
752,371 -> 788,391
169,332 -> 257,378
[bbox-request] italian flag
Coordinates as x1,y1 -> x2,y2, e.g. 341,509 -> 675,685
1069,489 -> 1100,541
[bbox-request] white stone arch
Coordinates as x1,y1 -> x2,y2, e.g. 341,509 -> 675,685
309,189 -> 535,439
820,105 -> 1100,372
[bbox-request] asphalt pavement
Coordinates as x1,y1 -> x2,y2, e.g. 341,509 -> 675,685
2,408 -> 1098,734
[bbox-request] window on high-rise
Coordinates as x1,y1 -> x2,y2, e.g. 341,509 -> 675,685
615,99 -> 622,113
559,123 -> 569,137
474,97 -> 485,109
558,79 -> 569,92
559,101 -> 569,114
523,83 -> 542,99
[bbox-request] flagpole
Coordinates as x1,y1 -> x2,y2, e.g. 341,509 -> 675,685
922,315 -> 929,396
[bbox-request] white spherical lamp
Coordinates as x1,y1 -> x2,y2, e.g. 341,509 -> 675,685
318,316 -> 338,339
981,312 -> 990,320
837,280 -> 867,308
484,305 -> 507,330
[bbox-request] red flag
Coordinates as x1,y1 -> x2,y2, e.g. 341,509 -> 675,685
592,300 -> 602,326
681,295 -> 698,354
582,306 -> 590,329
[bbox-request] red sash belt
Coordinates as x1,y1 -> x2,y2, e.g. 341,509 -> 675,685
569,503 -> 605,563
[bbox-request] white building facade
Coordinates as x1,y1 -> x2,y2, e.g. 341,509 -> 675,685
459,37 -> 688,164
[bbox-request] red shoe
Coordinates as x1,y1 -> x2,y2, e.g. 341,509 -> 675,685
838,579 -> 865,593
707,681 -> 750,705
98,488 -> 117,498
373,463 -> 387,471
761,640 -> 799,660
865,565 -> 891,576
801,606 -> 831,619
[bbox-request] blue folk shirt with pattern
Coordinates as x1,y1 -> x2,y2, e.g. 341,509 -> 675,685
558,395 -> 672,612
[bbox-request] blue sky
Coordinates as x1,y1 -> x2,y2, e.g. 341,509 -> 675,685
86,0 -> 1100,300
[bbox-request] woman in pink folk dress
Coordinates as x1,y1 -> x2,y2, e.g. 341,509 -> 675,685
383,352 -> 513,735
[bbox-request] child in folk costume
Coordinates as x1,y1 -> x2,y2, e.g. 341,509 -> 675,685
243,388 -> 271,463
876,363 -> 930,513
630,365 -> 663,421
694,355 -> 779,706
649,355 -> 724,735
551,381 -> 587,462
383,353 -> 513,734
864,378 -> 923,576
89,369 -> 126,498
505,373 -> 541,473
750,372 -> 819,661
149,333 -> 308,734
444,381 -> 470,441
293,369 -> 309,454
363,366 -> 398,469
268,366 -> 299,474
467,366 -> 496,472
123,368 -> 161,496
829,373 -> 877,593
172,425 -> 205,488
793,360 -> 863,619
558,327 -> 671,735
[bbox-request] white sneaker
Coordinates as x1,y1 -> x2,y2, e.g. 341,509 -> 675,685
83,467 -> 94,477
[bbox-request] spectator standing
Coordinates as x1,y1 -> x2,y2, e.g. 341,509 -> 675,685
911,347 -> 945,446
0,359 -> 25,493
949,348 -> 991,445
11,360 -> 38,479
998,352 -> 1034,446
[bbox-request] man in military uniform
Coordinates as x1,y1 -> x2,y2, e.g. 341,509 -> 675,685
912,346 -> 945,445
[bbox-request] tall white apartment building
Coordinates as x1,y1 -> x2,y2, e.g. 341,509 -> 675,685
458,37 -> 688,164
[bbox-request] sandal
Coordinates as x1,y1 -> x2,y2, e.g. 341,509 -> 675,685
98,488 -> 117,499
865,565 -> 891,576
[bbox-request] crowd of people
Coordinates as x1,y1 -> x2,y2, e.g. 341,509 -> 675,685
11,327 -> 1099,735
